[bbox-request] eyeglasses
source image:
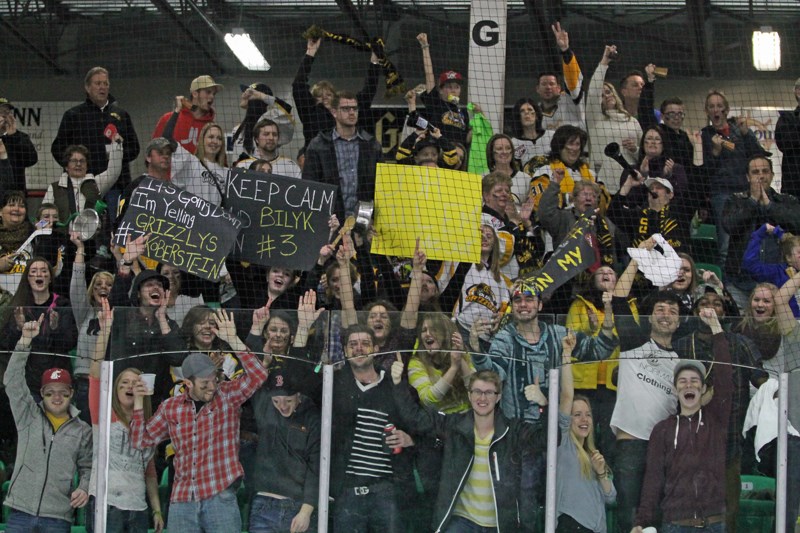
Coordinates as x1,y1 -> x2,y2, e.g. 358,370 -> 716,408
469,389 -> 498,398
68,159 -> 86,165
338,106 -> 358,113
663,111 -> 685,119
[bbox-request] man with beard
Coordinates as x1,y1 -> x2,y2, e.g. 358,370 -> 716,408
316,325 -> 413,532
472,281 -> 617,529
610,291 -> 684,533
673,292 -> 765,532
235,118 -> 301,178
631,307 -> 734,533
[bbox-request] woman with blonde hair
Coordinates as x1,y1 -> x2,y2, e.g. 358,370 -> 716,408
161,97 -> 228,205
585,44 -> 642,193
87,299 -> 163,533
69,231 -> 115,421
556,330 -> 616,532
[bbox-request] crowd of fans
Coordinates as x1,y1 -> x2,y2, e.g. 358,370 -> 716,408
1,20 -> 800,533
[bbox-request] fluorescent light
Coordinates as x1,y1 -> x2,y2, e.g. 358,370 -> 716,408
752,27 -> 781,71
224,28 -> 270,71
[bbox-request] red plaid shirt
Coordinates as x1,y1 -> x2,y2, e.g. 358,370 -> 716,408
130,351 -> 268,502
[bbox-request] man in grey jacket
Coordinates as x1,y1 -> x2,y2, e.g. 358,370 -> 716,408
3,314 -> 92,532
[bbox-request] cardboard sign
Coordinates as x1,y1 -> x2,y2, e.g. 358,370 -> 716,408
113,177 -> 242,281
372,163 -> 483,263
224,168 -> 337,270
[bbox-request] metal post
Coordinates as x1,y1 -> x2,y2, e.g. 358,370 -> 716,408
93,360 -> 114,533
544,368 -> 560,533
317,363 -> 334,532
776,371 -> 789,533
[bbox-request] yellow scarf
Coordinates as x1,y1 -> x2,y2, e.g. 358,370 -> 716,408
528,160 -> 609,214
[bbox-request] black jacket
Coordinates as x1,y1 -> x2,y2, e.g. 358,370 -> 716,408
393,381 -> 545,532
0,129 -> 38,192
775,106 -> 800,198
51,95 -> 139,189
722,188 -> 800,279
292,54 -> 380,149
250,389 -> 321,505
302,128 -> 382,220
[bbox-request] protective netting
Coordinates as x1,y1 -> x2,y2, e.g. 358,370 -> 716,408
1,0 -> 800,531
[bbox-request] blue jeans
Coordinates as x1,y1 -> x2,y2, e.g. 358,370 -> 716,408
6,509 -> 72,533
86,496 -> 149,533
249,494 -> 316,533
613,439 -> 648,533
663,522 -> 725,533
710,193 -> 730,267
168,487 -> 241,533
73,377 -> 91,425
333,480 -> 402,533
442,515 -> 497,533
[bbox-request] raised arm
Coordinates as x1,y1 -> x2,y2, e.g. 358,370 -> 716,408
553,22 -> 583,102
417,33 -> 435,92
400,238 -> 425,330
559,330 -> 576,416
338,235 -> 359,329
775,269 -> 800,335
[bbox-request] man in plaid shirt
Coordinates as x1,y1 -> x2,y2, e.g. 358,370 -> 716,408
130,310 -> 269,533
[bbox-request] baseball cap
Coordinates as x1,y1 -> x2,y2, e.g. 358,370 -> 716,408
0,97 -> 14,111
266,368 -> 297,396
145,137 -> 175,155
644,177 -> 674,193
182,352 -> 218,380
438,70 -> 464,87
190,75 -> 224,93
240,82 -> 273,96
41,368 -> 73,388
673,359 -> 707,384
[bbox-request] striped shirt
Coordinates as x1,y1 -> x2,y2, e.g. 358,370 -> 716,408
453,430 -> 497,527
345,407 -> 393,480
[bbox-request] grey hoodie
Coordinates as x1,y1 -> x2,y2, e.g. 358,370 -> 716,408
3,342 -> 93,523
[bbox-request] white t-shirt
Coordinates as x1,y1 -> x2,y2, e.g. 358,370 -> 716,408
610,339 -> 679,440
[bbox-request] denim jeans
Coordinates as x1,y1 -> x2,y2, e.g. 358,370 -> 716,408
662,522 -> 725,533
168,487 -> 241,533
613,439 -> 649,533
73,376 -> 91,425
555,513 -> 593,533
442,515 -> 497,533
333,480 -> 401,533
249,494 -> 316,533
6,509 -> 72,533
86,496 -> 150,533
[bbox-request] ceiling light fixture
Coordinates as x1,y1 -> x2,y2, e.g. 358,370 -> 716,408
224,28 -> 270,71
752,26 -> 781,71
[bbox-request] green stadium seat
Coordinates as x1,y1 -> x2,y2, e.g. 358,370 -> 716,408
738,474 -> 776,533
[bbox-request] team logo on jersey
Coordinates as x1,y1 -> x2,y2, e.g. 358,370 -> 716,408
465,283 -> 499,312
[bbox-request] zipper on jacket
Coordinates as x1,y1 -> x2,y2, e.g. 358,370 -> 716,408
488,427 -> 510,531
35,410 -> 79,516
435,456 -> 474,533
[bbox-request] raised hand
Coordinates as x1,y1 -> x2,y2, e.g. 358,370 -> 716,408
391,353 -> 404,385
123,233 -> 150,262
297,290 -> 324,332
601,44 -> 618,65
416,33 -> 429,47
412,237 -> 427,271
591,450 -> 608,476
524,375 -> 548,405
212,309 -> 238,344
251,305 -> 270,335
551,22 -> 569,51
20,314 -> 44,343
562,328 -> 577,353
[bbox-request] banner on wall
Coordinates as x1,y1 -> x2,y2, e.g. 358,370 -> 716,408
468,0 -> 508,132
9,102 -> 75,191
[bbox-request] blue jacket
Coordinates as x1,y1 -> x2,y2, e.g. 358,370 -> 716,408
472,322 -> 617,424
741,223 -> 800,317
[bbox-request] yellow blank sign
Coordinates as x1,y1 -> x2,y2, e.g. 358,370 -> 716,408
372,163 -> 482,262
